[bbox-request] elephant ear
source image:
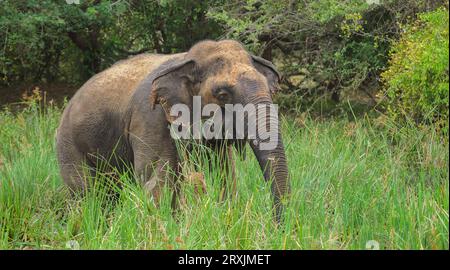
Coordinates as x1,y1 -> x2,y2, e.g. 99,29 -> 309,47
251,55 -> 281,95
149,58 -> 196,120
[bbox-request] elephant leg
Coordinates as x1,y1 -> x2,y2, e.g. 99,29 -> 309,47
225,145 -> 237,200
213,142 -> 237,201
133,147 -> 179,208
56,140 -> 93,195
143,161 -> 174,205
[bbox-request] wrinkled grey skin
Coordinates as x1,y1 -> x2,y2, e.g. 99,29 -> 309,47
56,40 -> 289,221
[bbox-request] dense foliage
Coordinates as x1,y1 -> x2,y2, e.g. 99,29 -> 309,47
0,0 -> 221,84
0,0 -> 448,123
381,8 -> 449,132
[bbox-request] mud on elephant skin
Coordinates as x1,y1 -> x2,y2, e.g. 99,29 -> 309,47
56,39 -> 290,222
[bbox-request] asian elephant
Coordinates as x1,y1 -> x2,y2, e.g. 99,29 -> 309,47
56,40 -> 289,222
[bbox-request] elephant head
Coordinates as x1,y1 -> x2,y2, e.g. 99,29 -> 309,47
149,40 -> 289,222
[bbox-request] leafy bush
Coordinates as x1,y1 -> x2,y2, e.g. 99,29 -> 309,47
381,7 -> 449,132
208,0 -> 440,112
0,0 -> 447,119
0,0 -> 222,85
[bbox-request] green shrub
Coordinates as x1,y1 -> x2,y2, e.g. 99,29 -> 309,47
381,7 -> 449,133
0,0 -> 222,85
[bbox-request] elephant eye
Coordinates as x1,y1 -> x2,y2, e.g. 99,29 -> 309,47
217,91 -> 229,101
212,86 -> 232,102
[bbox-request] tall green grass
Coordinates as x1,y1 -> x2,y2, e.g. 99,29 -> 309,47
0,102 -> 448,249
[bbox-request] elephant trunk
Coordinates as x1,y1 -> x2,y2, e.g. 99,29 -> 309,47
245,95 -> 290,222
